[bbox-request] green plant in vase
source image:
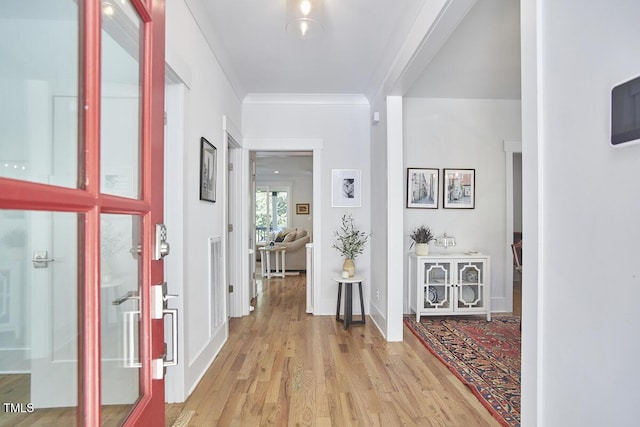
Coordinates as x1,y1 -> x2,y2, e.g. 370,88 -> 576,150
332,214 -> 371,277
409,225 -> 434,256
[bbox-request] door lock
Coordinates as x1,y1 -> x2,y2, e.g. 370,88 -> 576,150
154,224 -> 170,260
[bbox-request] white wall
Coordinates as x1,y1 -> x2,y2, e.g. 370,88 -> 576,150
369,99 -> 389,335
290,176 -> 313,231
403,98 -> 522,312
526,1 -> 640,425
243,97 -> 371,316
164,0 -> 242,402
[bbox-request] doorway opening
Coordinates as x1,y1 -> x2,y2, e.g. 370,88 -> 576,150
512,153 -> 522,316
252,151 -> 313,303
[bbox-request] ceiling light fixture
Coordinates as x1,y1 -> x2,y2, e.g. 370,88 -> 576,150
286,0 -> 324,39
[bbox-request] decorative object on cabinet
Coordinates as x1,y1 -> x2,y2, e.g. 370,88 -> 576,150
408,252 -> 491,321
406,168 -> 439,208
331,169 -> 361,207
409,225 -> 434,256
332,214 -> 370,277
443,168 -> 475,209
199,137 -> 217,203
434,233 -> 457,250
404,315 -> 521,427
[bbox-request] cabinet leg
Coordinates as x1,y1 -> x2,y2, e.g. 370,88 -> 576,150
345,283 -> 352,329
358,282 -> 365,324
336,282 -> 342,321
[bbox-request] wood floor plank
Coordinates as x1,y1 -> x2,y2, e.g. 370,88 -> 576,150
167,273 -> 502,426
0,272 -> 517,426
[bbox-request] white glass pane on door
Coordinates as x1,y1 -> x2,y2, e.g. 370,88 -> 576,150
101,214 -> 141,423
0,1 -> 79,188
0,209 -> 79,426
101,0 -> 142,200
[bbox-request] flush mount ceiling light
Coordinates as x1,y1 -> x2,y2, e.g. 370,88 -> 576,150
286,0 -> 324,39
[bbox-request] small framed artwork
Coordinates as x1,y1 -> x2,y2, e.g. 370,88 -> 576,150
199,137 -> 217,203
407,168 -> 439,209
443,169 -> 475,209
331,169 -> 361,207
296,203 -> 310,214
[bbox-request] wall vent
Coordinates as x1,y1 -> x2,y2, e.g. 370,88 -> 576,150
208,237 -> 224,334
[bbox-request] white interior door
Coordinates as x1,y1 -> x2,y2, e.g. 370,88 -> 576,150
250,152 -> 257,299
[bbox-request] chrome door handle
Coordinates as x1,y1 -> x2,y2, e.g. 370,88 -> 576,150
32,251 -> 55,268
124,310 -> 142,368
163,308 -> 178,367
112,290 -> 139,305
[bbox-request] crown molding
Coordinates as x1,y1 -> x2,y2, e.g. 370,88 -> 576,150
184,0 -> 247,101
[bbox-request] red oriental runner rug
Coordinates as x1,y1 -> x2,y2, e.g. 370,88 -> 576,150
404,315 -> 521,427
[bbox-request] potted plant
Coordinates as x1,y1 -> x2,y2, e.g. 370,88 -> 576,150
332,214 -> 371,277
409,225 -> 434,256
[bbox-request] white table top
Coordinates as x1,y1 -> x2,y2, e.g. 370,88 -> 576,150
332,275 -> 365,283
259,245 -> 286,252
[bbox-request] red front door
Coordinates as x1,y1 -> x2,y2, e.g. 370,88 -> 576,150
0,0 -> 166,425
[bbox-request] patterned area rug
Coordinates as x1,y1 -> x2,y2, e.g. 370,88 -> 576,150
404,315 -> 521,427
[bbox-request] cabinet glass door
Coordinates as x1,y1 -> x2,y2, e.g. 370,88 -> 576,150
456,261 -> 485,309
423,262 -> 451,309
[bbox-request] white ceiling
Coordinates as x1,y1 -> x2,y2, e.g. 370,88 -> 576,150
197,0 -> 426,96
189,0 -> 521,100
255,153 -> 313,181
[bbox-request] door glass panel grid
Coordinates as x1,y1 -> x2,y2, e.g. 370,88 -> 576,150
457,262 -> 484,308
424,263 -> 450,309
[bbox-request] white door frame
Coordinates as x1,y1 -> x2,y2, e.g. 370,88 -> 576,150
504,140 -> 522,313
223,116 -> 242,318
240,138 -> 323,316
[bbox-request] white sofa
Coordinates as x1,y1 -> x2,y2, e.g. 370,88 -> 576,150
256,228 -> 311,271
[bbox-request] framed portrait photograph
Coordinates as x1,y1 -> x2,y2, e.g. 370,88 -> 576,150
331,169 -> 361,207
406,168 -> 439,209
199,137 -> 217,203
443,168 -> 475,209
296,203 -> 310,214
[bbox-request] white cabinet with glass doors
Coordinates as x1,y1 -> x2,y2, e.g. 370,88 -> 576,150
408,253 -> 491,321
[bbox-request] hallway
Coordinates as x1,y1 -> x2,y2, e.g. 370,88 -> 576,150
166,274 -> 501,426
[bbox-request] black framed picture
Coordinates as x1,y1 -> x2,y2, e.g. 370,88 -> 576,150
200,137 -> 217,203
443,168 -> 475,209
406,168 -> 439,209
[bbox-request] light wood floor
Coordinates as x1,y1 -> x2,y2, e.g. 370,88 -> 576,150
166,274 -> 503,426
0,273 -> 518,426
